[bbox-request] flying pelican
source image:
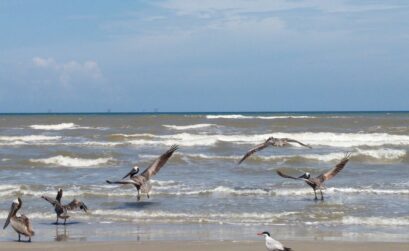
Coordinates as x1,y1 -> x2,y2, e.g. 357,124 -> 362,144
3,197 -> 35,242
257,231 -> 292,251
238,136 -> 311,164
276,153 -> 351,200
42,188 -> 88,225
106,145 -> 178,201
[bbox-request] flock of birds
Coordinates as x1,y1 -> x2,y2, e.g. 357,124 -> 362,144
3,137 -> 351,251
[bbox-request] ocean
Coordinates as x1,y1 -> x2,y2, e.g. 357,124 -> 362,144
0,112 -> 408,242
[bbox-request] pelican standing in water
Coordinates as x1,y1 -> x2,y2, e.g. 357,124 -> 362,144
106,145 -> 178,201
3,197 -> 35,242
257,231 -> 292,251
276,153 -> 351,200
42,188 -> 88,224
238,136 -> 312,164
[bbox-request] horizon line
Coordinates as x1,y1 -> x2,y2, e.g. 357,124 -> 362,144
0,110 -> 408,115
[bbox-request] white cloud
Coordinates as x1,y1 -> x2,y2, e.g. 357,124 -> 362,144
32,57 -> 102,85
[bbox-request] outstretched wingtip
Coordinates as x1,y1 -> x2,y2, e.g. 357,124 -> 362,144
106,180 -> 112,184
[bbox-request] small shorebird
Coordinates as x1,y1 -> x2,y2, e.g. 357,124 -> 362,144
277,153 -> 351,200
106,145 -> 178,201
238,136 -> 311,164
42,188 -> 88,224
257,231 -> 292,251
3,197 -> 35,242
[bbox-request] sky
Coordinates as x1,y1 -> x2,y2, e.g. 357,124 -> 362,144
0,0 -> 408,112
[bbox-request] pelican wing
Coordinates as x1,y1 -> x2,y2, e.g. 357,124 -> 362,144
284,138 -> 312,148
238,141 -> 271,164
318,153 -> 351,182
106,180 -> 137,185
56,189 -> 63,202
21,215 -> 34,236
141,145 -> 178,180
12,215 -> 34,236
276,170 -> 313,185
64,199 -> 88,212
41,195 -> 59,206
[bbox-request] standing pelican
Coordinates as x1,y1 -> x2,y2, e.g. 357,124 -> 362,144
3,197 -> 35,242
238,136 -> 311,164
42,188 -> 88,224
106,145 -> 178,201
276,153 -> 351,200
257,231 -> 292,251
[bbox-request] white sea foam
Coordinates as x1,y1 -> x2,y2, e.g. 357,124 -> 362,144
355,148 -> 406,160
29,155 -> 114,167
206,115 -> 315,119
179,148 -> 405,162
90,209 -> 297,224
163,124 -> 216,130
29,123 -> 99,130
0,135 -> 61,142
125,132 -> 409,147
341,216 -> 409,226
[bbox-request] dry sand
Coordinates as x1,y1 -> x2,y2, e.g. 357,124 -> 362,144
0,240 -> 408,251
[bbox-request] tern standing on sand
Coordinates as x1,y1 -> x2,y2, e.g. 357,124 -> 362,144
106,145 -> 178,201
258,231 -> 292,251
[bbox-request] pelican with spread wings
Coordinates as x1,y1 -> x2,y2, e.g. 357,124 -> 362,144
238,136 -> 312,164
276,153 -> 351,200
106,145 -> 178,201
42,188 -> 88,224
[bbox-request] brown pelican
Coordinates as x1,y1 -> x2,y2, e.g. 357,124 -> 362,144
277,153 -> 351,200
106,145 -> 178,201
257,231 -> 292,251
42,188 -> 88,224
3,197 -> 35,242
238,136 -> 311,164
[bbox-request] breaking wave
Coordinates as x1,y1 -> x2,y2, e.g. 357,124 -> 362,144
163,124 -> 217,130
29,155 -> 114,167
206,115 -> 315,119
120,131 -> 409,148
29,123 -> 99,130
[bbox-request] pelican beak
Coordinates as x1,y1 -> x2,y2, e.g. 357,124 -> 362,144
122,168 -> 139,179
3,202 -> 17,229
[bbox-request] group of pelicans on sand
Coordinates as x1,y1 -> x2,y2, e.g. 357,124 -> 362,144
3,137 -> 351,251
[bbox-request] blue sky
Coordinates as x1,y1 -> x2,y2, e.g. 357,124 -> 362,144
0,0 -> 408,112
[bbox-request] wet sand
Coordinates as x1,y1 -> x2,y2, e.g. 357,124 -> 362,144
0,240 -> 408,251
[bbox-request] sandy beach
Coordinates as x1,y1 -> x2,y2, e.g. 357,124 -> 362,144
0,240 -> 408,251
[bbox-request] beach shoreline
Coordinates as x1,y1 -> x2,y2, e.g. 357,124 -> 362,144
0,240 -> 408,251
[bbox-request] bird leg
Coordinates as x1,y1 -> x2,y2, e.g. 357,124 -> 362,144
137,190 -> 141,201
147,193 -> 150,199
56,216 -> 59,225
64,218 -> 67,225
320,189 -> 324,201
313,189 -> 318,200
28,236 -> 31,242
18,234 -> 21,242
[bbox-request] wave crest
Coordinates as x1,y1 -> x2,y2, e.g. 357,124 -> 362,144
29,155 -> 114,167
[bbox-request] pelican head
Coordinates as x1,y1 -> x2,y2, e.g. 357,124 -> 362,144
299,172 -> 311,179
257,231 -> 271,237
122,165 -> 140,179
4,198 -> 21,229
